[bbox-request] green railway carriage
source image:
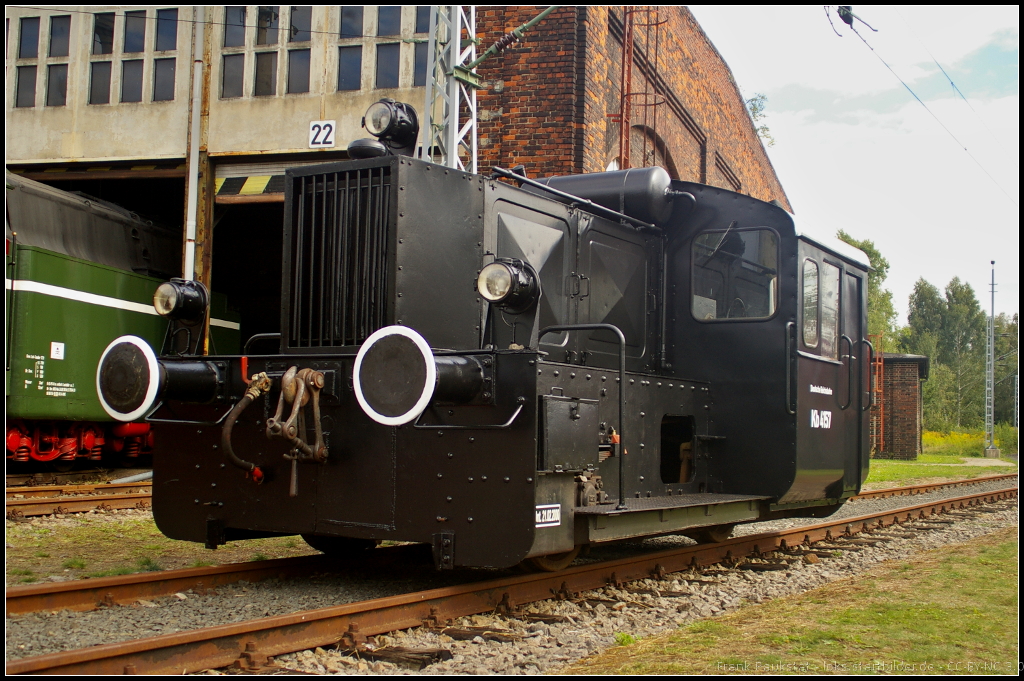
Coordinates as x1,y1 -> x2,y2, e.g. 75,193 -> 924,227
5,172 -> 239,467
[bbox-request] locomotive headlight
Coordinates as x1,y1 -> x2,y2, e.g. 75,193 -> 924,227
153,279 -> 210,325
477,263 -> 514,302
361,98 -> 419,149
363,101 -> 393,136
477,261 -> 538,313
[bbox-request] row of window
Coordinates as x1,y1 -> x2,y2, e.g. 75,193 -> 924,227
15,10 -> 178,59
16,58 -> 177,108
14,10 -> 179,108
219,43 -> 427,98
12,7 -> 430,108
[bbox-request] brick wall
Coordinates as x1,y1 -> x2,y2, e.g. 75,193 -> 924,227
475,6 -> 791,209
872,359 -> 923,460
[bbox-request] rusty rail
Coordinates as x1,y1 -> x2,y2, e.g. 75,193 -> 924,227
851,473 -> 1016,501
5,492 -> 152,519
7,482 -> 152,499
6,486 -> 1015,675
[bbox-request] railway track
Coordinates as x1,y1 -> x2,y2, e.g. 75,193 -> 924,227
5,477 -> 1016,675
5,482 -> 152,519
6,473 -> 1015,521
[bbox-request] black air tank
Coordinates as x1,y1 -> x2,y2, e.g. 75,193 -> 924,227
527,166 -> 674,225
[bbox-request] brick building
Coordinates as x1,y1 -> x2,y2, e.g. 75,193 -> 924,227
871,354 -> 929,460
474,6 -> 791,208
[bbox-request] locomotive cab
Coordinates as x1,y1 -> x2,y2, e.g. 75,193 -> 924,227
95,156 -> 870,570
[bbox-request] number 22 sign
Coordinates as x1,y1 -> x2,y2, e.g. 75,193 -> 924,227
309,121 -> 336,148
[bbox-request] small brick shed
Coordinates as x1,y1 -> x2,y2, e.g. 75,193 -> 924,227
871,354 -> 930,460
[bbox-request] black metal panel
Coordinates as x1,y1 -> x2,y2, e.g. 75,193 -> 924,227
282,158 -> 397,351
540,396 -> 599,472
392,159 -> 484,351
484,181 -> 576,355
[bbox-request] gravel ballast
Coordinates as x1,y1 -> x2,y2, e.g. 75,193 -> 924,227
5,477 -> 1017,669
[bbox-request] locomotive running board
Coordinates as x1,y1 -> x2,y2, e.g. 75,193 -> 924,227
575,493 -> 768,544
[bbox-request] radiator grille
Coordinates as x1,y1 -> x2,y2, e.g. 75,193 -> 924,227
288,166 -> 392,348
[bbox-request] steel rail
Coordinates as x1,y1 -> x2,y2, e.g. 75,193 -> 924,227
5,492 -> 152,519
850,473 -> 1017,501
7,481 -> 153,499
6,485 -> 1015,676
5,544 -> 433,617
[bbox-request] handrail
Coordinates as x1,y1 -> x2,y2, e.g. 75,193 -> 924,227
785,322 -> 796,415
838,334 -> 854,410
859,338 -> 875,412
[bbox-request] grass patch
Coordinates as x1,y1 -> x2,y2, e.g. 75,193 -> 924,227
85,566 -> 135,578
250,553 -> 270,562
9,568 -> 33,576
61,558 -> 86,570
865,460 -> 1016,487
6,514 -> 318,586
136,556 -> 162,572
614,633 -> 638,646
564,528 -> 1018,675
190,559 -> 215,568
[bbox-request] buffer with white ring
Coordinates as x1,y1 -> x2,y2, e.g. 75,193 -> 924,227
353,326 -> 486,426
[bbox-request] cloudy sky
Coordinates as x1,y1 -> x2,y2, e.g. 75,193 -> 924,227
689,5 -> 1019,322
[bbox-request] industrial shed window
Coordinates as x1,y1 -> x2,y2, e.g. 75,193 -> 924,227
257,6 -> 280,45
289,7 -> 312,42
89,62 -> 112,104
692,228 -> 778,321
123,11 -> 146,53
340,7 -> 363,38
156,9 -> 178,51
338,46 -> 362,91
46,64 -> 68,106
48,16 -> 70,57
376,43 -> 400,88
93,13 -> 115,54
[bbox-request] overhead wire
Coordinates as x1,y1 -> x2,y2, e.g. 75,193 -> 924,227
831,7 -> 1017,207
892,7 -> 1005,149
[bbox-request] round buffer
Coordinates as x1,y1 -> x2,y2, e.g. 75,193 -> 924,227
96,335 -> 161,422
353,326 -> 437,426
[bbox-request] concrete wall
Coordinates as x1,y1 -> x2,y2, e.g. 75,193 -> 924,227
5,6 -> 428,164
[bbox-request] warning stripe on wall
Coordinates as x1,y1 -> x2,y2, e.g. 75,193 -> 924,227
214,175 -> 286,203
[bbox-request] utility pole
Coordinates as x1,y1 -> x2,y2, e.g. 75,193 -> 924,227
418,6 -> 559,172
420,6 -> 478,173
984,261 -> 999,457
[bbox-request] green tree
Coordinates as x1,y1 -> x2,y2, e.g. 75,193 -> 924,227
939,278 -> 986,428
903,278 -> 944,358
993,312 -> 1019,425
836,230 -> 898,350
745,93 -> 775,147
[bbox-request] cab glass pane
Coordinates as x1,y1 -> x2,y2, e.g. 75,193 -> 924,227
692,228 -> 778,321
821,262 -> 840,359
802,259 -> 819,347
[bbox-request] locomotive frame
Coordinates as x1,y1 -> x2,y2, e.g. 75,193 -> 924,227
96,154 -> 872,570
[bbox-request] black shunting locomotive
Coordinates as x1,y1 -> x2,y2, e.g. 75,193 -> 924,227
97,153 -> 872,571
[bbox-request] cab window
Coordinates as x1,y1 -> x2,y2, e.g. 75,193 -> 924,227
802,259 -> 818,346
692,227 -> 778,321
